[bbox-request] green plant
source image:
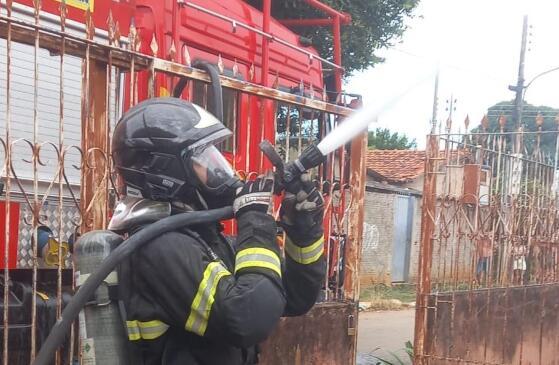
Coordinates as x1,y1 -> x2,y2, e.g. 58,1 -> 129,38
369,341 -> 414,365
403,341 -> 414,360
368,128 -> 417,150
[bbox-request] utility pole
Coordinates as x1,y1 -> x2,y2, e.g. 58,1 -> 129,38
431,71 -> 439,134
510,15 -> 528,130
445,94 -> 457,128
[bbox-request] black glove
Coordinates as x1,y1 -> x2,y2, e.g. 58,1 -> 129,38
280,173 -> 324,244
233,173 -> 274,217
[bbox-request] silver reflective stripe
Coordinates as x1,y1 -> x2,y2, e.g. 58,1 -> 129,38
284,236 -> 324,265
127,320 -> 169,341
77,271 -> 118,287
185,262 -> 231,336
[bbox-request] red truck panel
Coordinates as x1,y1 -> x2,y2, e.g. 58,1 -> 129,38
16,0 -> 135,35
0,201 -> 20,269
133,0 -> 324,173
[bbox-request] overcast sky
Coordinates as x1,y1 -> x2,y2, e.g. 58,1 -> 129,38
345,0 -> 559,148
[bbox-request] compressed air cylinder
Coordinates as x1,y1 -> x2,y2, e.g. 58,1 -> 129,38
74,231 -> 129,365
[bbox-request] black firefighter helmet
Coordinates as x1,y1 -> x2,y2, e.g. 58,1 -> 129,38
112,97 -> 240,208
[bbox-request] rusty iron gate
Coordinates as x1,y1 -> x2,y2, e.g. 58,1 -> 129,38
0,2 -> 367,364
414,123 -> 559,364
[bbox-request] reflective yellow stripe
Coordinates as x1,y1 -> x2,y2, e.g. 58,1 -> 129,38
185,262 -> 231,336
235,247 -> 282,277
284,236 -> 324,265
126,320 -> 169,341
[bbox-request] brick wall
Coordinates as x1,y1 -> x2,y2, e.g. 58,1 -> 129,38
360,191 -> 395,286
359,187 -> 422,289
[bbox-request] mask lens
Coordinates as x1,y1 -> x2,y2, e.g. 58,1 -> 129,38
190,145 -> 235,189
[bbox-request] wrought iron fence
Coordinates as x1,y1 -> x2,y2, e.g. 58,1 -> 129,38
0,2 -> 365,364
415,128 -> 559,364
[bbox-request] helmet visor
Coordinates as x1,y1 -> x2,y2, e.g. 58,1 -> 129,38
191,145 -> 235,190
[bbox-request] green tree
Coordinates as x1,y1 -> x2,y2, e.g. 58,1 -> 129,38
471,100 -> 559,157
246,0 -> 419,75
368,128 -> 417,149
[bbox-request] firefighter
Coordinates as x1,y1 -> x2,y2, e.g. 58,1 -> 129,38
110,98 -> 325,365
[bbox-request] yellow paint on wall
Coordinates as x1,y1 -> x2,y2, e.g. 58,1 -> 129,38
159,86 -> 170,97
55,0 -> 94,12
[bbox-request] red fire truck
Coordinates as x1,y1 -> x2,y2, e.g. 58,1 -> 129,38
0,1 -> 362,364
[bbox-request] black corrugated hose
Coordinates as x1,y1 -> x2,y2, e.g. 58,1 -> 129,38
32,207 -> 234,365
172,60 -> 224,122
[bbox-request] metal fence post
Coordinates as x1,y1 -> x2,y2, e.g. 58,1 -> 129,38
343,131 -> 367,365
414,133 -> 438,364
81,60 -> 109,231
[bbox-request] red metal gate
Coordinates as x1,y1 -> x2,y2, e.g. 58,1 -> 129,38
0,1 -> 366,364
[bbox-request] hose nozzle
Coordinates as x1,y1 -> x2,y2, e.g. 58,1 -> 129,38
259,140 -> 326,192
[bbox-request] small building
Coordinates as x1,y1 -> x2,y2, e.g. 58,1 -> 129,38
360,150 -> 424,287
360,148 -> 490,288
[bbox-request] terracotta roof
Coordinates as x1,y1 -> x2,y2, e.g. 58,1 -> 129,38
366,150 -> 426,183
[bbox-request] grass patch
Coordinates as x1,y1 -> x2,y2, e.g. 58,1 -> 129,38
360,284 -> 417,303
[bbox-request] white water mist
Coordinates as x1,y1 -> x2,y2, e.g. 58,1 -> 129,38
317,74 -> 434,155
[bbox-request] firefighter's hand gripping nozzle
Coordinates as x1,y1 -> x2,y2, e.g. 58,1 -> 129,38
259,140 -> 326,194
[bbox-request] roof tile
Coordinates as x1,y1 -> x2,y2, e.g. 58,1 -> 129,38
366,150 -> 426,183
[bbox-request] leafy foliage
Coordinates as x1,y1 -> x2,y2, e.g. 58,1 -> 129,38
367,341 -> 414,365
245,0 -> 419,75
368,128 -> 417,150
471,100 -> 559,158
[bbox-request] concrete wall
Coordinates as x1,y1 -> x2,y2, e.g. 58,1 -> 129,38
360,188 -> 422,288
360,191 -> 395,286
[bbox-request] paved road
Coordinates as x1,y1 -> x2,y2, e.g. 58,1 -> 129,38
357,309 -> 415,364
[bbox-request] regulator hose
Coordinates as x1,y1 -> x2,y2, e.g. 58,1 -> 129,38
32,206 -> 234,365
172,60 -> 224,122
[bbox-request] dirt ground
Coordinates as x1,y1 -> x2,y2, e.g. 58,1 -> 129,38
356,309 -> 415,364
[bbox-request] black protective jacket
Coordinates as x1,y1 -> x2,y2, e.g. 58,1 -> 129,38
118,210 -> 325,365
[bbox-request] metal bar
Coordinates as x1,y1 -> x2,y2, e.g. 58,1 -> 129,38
285,105 -> 291,163
342,131 -> 366,364
56,2 -> 67,364
280,18 -> 335,27
332,16 -> 342,94
441,130 -> 559,136
183,1 -> 343,70
2,2 -> 13,364
303,0 -> 351,24
152,58 -> 353,116
261,0 -> 271,87
81,11 -> 109,232
343,132 -> 366,301
82,60 -> 109,230
259,0 -> 271,171
414,134 -> 439,364
30,1 -> 41,359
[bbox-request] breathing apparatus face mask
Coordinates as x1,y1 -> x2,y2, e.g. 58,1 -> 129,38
185,144 -> 241,208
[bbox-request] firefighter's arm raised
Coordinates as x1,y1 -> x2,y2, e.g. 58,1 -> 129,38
138,223 -> 285,349
280,174 -> 326,316
139,176 -> 286,348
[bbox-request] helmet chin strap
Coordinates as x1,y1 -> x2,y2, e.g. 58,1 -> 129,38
169,189 -> 207,213
195,189 -> 210,210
